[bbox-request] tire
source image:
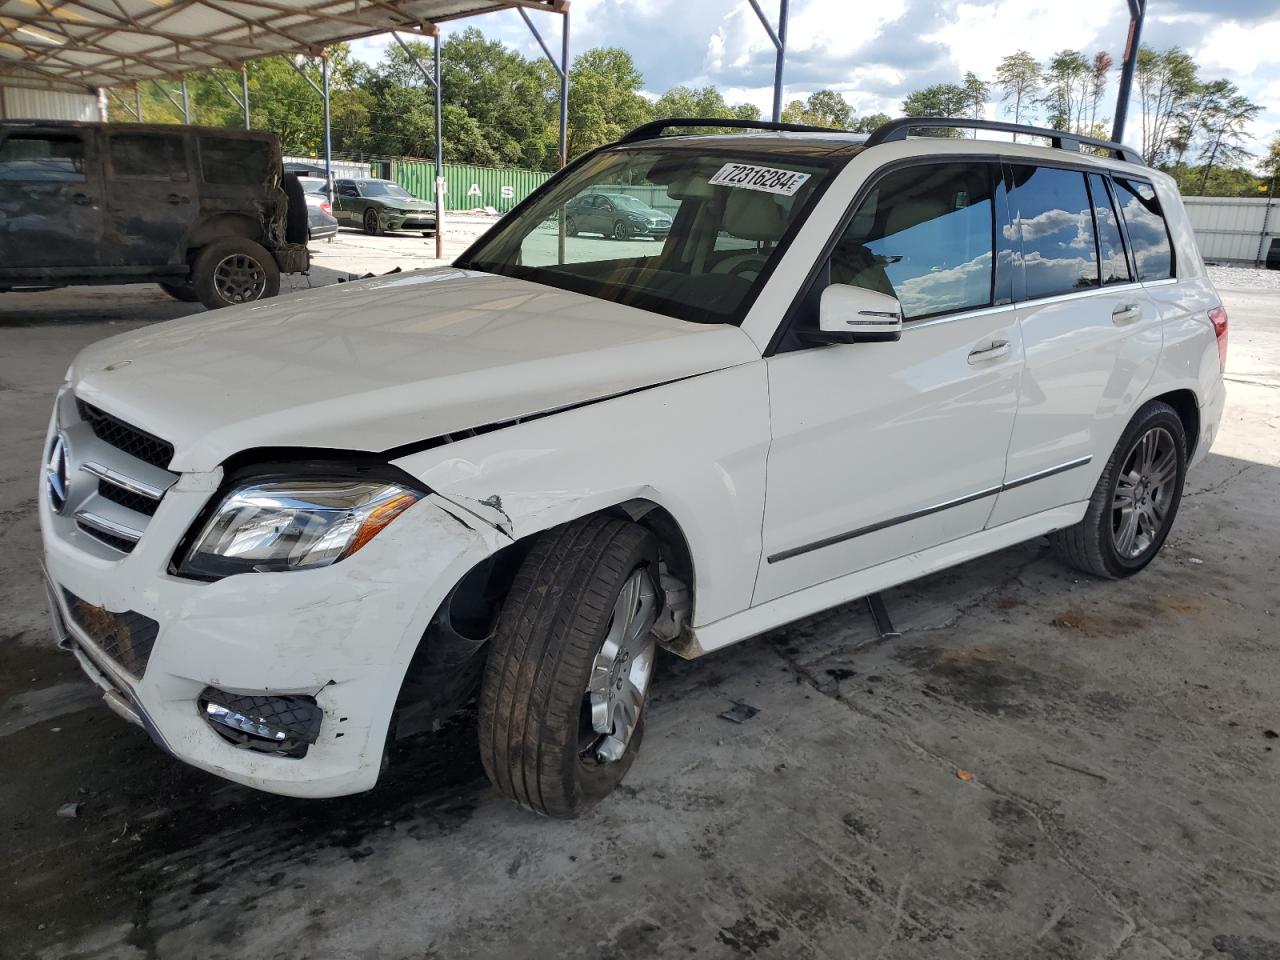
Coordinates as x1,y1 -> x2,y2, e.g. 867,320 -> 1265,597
191,238 -> 281,310
363,208 -> 383,236
479,516 -> 661,818
565,216 -> 579,237
612,219 -> 631,241
157,281 -> 200,302
1051,400 -> 1188,579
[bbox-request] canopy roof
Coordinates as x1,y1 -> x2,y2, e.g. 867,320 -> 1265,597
0,0 -> 563,93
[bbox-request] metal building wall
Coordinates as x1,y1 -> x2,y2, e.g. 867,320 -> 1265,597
0,86 -> 99,121
1182,196 -> 1278,266
282,155 -> 372,180
391,160 -> 551,212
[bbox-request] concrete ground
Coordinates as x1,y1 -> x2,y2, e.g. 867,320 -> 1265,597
1,264 -> 1277,960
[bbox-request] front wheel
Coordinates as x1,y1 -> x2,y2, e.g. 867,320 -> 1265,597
363,208 -> 383,235
612,219 -> 631,241
565,215 -> 578,237
1051,400 -> 1187,578
191,238 -> 280,309
478,516 -> 661,817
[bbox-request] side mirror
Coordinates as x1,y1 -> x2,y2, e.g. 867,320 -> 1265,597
810,284 -> 904,344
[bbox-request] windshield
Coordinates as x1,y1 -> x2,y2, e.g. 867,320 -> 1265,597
362,181 -> 414,200
457,145 -> 841,325
609,194 -> 659,215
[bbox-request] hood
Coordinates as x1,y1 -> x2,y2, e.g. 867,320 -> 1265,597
70,269 -> 760,472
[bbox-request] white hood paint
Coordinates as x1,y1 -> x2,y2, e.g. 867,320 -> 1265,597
70,269 -> 761,472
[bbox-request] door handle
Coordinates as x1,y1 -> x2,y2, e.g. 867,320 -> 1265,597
968,339 -> 1010,364
166,193 -> 190,205
70,192 -> 93,206
1112,302 -> 1142,325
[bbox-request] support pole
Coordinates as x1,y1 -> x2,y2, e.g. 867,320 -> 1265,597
241,64 -> 250,129
1112,0 -> 1145,145
135,85 -> 142,123
747,0 -> 788,122
321,50 -> 333,207
181,78 -> 191,124
108,88 -> 141,121
434,30 -> 444,260
559,8 -> 569,168
153,80 -> 186,122
518,5 -> 570,167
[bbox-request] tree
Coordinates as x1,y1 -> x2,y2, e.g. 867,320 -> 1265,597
652,85 -> 759,122
1086,51 -> 1113,134
1041,49 -> 1091,133
1134,46 -> 1200,165
995,50 -> 1041,131
1195,84 -> 1262,193
901,83 -> 971,135
1262,133 -> 1280,181
566,48 -> 652,156
849,112 -> 892,134
781,89 -> 852,128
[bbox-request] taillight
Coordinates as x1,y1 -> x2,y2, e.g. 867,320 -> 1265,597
321,201 -> 332,216
1209,306 -> 1228,370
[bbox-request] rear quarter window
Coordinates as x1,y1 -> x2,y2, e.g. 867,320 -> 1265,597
1113,177 -> 1174,281
200,137 -> 273,185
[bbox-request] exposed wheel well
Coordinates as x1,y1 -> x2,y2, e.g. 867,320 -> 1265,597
186,214 -> 265,253
1150,389 -> 1200,460
392,500 -> 696,739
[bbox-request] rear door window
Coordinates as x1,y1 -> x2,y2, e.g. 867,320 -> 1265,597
1088,173 -> 1131,286
0,133 -> 86,182
832,162 -> 996,320
1113,177 -> 1174,281
109,133 -> 188,180
199,137 -> 272,185
1006,165 -> 1099,300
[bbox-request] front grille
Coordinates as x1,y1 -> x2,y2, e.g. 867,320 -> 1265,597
76,399 -> 174,469
96,479 -> 159,516
76,522 -> 138,554
61,589 -> 158,679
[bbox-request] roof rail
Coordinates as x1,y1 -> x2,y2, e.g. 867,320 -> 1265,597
620,117 -> 842,144
864,117 -> 1144,165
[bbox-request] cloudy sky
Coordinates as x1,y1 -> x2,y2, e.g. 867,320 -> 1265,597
350,0 -> 1280,159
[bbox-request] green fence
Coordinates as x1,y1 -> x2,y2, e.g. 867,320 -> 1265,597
389,160 -> 552,213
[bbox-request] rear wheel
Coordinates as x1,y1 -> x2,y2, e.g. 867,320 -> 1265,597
1051,400 -> 1187,578
478,516 -> 661,817
191,238 -> 280,310
363,208 -> 383,236
158,281 -> 200,302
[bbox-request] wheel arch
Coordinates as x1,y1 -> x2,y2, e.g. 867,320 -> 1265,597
389,496 -> 699,741
186,212 -> 265,251
1148,387 -> 1200,460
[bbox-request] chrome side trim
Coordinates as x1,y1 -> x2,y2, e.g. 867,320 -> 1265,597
82,460 -> 165,500
767,456 -> 1094,564
74,510 -> 144,544
767,485 -> 1002,564
1001,455 -> 1093,492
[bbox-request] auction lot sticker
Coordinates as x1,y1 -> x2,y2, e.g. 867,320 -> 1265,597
708,162 -> 811,196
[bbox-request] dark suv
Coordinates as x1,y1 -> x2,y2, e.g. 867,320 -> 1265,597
0,121 -> 308,309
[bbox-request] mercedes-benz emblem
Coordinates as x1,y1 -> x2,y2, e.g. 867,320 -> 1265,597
45,433 -> 70,514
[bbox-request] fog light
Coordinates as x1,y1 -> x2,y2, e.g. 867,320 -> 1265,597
199,688 -> 323,758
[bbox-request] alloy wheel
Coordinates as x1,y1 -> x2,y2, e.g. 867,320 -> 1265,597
581,567 -> 658,763
1111,425 -> 1177,559
212,254 -> 267,304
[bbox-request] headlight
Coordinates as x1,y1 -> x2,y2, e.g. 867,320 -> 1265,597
179,479 -> 420,578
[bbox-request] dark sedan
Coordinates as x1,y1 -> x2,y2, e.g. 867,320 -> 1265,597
565,192 -> 673,240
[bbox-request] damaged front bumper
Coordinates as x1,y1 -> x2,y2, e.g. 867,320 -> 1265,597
40,485 -> 505,798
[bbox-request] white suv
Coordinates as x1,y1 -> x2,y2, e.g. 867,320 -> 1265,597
39,117 -> 1227,816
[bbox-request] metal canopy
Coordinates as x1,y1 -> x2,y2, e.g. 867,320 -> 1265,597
0,0 -> 563,93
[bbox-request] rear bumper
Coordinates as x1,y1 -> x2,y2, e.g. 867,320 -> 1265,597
309,222 -> 339,241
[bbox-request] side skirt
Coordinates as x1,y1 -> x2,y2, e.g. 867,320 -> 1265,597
675,501 -> 1087,659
